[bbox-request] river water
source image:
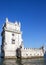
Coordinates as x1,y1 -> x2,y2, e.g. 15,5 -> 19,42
0,58 -> 46,65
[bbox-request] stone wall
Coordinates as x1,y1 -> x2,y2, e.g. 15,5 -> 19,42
21,48 -> 44,58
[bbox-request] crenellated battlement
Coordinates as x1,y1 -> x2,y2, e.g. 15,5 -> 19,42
6,18 -> 21,26
24,48 -> 43,50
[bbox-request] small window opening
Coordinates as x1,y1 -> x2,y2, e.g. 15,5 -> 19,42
12,39 -> 15,44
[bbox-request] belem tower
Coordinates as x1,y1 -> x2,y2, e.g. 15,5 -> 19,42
1,18 -> 45,59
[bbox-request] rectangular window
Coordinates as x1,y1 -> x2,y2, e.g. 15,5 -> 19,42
12,39 -> 15,44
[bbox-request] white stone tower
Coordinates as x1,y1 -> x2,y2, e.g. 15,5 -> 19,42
1,18 -> 24,58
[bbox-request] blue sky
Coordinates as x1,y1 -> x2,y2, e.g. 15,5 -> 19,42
0,0 -> 46,48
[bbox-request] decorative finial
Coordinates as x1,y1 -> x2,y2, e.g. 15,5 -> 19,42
6,18 -> 8,22
15,21 -> 18,25
19,22 -> 21,27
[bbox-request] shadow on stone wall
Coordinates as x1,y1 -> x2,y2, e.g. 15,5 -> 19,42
2,51 -> 5,58
1,45 -> 5,58
44,51 -> 46,60
16,48 -> 21,59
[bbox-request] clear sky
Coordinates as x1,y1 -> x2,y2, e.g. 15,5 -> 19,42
0,0 -> 46,48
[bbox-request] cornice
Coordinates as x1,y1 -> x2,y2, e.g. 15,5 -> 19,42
4,28 -> 21,34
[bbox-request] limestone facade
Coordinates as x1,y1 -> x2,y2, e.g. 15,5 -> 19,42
1,18 -> 44,58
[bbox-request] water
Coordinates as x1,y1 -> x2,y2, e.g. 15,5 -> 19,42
0,58 -> 46,65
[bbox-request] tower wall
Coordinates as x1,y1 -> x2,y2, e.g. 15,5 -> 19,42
1,18 -> 23,58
